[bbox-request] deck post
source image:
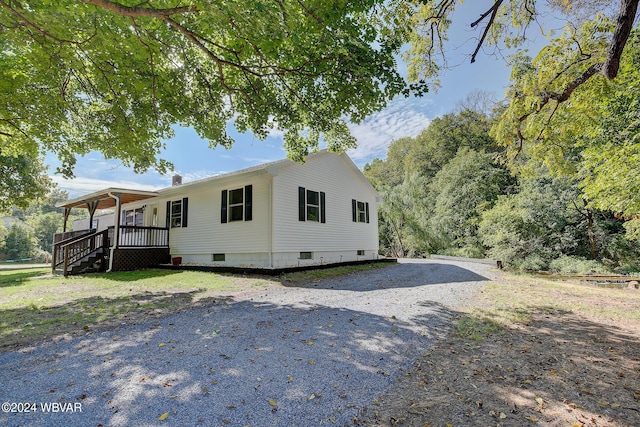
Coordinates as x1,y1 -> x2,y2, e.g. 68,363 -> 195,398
106,192 -> 122,272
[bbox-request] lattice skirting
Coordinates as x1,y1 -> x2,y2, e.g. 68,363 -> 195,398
111,248 -> 171,271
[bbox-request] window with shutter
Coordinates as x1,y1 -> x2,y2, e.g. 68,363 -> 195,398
221,185 -> 253,223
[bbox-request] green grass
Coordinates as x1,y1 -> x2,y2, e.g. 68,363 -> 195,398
281,262 -> 390,283
455,273 -> 640,343
0,264 -> 391,351
0,268 -> 273,349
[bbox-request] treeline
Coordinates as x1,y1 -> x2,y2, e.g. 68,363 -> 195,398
364,108 -> 640,273
0,189 -> 82,262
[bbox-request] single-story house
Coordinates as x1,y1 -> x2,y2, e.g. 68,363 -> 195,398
53,151 -> 381,275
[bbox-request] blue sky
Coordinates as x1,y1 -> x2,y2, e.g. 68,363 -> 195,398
49,3 -> 558,198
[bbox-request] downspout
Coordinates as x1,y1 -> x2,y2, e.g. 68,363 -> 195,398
268,177 -> 273,268
106,192 -> 122,272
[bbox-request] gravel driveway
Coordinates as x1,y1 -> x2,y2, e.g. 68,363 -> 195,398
0,259 -> 498,427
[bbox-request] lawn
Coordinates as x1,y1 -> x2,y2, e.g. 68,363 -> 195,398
365,274 -> 640,426
0,264 -> 386,352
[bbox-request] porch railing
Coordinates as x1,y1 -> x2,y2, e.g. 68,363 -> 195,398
108,225 -> 169,248
53,229 -> 109,275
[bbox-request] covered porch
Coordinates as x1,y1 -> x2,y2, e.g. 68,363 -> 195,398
53,188 -> 171,275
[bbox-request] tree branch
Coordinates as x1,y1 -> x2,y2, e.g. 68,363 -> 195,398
81,0 -> 198,18
470,0 -> 504,64
603,0 -> 639,78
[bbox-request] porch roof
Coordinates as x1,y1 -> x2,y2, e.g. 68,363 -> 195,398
56,188 -> 160,211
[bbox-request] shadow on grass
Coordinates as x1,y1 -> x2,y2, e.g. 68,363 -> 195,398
366,305 -> 640,426
0,289 -> 233,353
86,268 -> 185,282
0,269 -> 50,288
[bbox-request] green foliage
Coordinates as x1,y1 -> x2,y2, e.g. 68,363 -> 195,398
428,148 -> 512,255
25,212 -> 63,254
0,153 -> 51,212
2,223 -> 38,261
1,0 -> 421,191
549,256 -> 611,274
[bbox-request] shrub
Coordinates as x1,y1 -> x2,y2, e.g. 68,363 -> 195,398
549,256 -> 610,274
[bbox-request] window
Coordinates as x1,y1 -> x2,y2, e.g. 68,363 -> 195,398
298,187 -> 325,223
357,250 -> 365,256
122,208 -> 143,226
299,251 -> 313,260
166,198 -> 188,228
212,253 -> 225,262
221,185 -> 252,223
351,199 -> 370,223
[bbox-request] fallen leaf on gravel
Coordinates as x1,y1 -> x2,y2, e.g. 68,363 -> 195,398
308,359 -> 316,365
158,412 -> 169,421
159,343 -> 165,347
610,403 -> 621,408
525,416 -> 539,422
499,412 -> 507,419
535,397 -> 544,406
169,395 -> 177,399
269,399 -> 278,406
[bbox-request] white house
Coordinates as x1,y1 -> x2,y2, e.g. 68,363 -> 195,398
54,151 -> 380,274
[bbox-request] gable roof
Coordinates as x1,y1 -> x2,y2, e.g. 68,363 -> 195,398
58,150 -> 378,210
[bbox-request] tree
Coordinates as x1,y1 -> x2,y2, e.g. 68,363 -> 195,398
404,109 -> 498,179
427,147 -> 512,256
0,0 -> 425,188
397,0 -> 637,91
26,212 -> 63,254
2,222 -> 37,260
492,30 -> 640,239
0,152 -> 51,212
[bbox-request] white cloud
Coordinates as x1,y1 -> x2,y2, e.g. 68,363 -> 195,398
347,97 -> 433,163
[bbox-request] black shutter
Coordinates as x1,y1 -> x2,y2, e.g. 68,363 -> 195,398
298,187 -> 306,221
166,201 -> 171,227
245,185 -> 253,221
221,190 -> 228,223
181,197 -> 189,227
352,199 -> 357,222
320,192 -> 326,223
365,202 -> 370,223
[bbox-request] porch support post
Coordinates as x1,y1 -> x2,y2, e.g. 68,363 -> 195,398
86,200 -> 100,230
106,192 -> 122,272
62,208 -> 71,232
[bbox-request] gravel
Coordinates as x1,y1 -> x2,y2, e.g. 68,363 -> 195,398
0,259 -> 497,427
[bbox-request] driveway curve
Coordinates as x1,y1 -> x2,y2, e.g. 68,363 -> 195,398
0,259 -> 498,427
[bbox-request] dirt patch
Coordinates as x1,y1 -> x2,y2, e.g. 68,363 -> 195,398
360,276 -> 640,426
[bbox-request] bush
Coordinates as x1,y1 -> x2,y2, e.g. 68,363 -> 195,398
549,256 -> 610,274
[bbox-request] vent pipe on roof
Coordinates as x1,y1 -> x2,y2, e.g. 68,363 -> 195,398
172,174 -> 182,186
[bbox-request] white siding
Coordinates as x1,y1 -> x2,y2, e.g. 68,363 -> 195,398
272,152 -> 378,254
160,176 -> 271,261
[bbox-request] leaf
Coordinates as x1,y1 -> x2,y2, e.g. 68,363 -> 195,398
499,412 -> 507,419
525,416 -> 539,422
308,359 -> 316,365
159,343 -> 165,347
268,399 -> 278,406
158,412 -> 169,421
535,397 -> 544,406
